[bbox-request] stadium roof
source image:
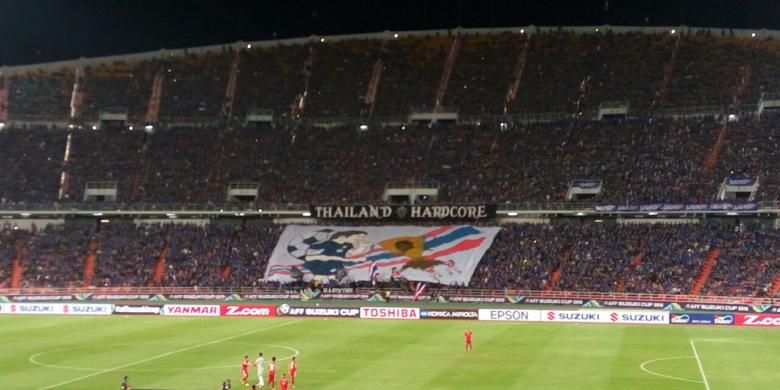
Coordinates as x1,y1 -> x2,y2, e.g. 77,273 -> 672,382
1,0 -> 779,66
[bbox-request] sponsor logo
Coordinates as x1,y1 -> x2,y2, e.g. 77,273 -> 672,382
114,305 -> 162,315
359,307 -> 420,320
736,314 -> 780,327
220,305 -> 276,317
90,294 -> 153,301
668,312 -> 733,325
713,315 -> 734,325
278,306 -> 361,318
244,293 -> 296,300
541,310 -> 667,324
0,303 -> 5,313
166,294 -> 227,300
478,309 -> 540,322
610,312 -> 667,324
67,304 -> 112,315
162,304 -> 220,317
447,296 -> 506,303
10,294 -> 74,302
420,309 -> 478,320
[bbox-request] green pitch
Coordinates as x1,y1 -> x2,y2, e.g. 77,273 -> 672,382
1,315 -> 779,389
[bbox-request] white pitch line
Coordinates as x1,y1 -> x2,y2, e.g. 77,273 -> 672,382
37,320 -> 301,390
690,339 -> 712,390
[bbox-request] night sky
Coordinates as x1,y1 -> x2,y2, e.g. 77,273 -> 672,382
1,0 -> 779,66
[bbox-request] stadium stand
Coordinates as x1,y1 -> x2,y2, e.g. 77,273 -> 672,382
2,27 -> 780,298
1,221 -> 777,298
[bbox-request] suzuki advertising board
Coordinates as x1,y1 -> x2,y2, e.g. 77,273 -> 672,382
64,303 -> 113,316
735,314 -> 780,327
478,309 -> 541,322
359,307 -> 420,320
5,303 -> 64,315
220,304 -> 276,317
162,304 -> 220,317
606,310 -> 668,325
542,310 -> 609,323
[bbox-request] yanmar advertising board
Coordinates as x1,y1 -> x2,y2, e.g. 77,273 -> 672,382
220,304 -> 276,317
162,304 -> 220,317
669,313 -> 735,325
478,309 -> 541,322
359,307 -> 420,320
735,314 -> 780,327
276,304 -> 361,318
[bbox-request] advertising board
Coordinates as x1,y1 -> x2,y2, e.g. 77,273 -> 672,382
162,304 -> 220,317
359,307 -> 420,320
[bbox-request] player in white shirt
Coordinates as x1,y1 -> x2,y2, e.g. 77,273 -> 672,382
254,352 -> 265,386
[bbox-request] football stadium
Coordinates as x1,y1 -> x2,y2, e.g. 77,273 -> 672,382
1,1 -> 780,389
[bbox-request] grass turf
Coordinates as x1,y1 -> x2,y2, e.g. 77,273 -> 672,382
1,315 -> 778,389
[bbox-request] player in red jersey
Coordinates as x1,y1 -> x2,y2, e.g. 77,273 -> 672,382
288,356 -> 297,386
268,356 -> 277,389
464,328 -> 473,352
279,373 -> 290,390
240,355 -> 251,386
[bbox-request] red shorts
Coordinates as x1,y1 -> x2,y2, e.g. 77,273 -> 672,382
241,370 -> 249,379
290,369 -> 297,377
268,371 -> 276,382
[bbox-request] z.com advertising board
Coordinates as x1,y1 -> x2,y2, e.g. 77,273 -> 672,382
220,304 -> 276,317
735,314 -> 780,327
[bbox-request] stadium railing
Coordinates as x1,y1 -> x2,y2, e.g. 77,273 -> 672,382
0,286 -> 775,305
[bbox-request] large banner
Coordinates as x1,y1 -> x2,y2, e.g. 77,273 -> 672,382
265,225 -> 500,285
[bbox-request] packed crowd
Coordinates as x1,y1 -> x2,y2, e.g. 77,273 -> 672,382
3,114 -> 780,204
2,221 -> 777,298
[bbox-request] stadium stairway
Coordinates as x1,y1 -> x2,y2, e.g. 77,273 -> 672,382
10,240 -> 27,289
615,240 -> 645,292
689,247 -> 721,295
503,35 -> 530,114
150,232 -> 171,286
434,35 -> 461,110
650,33 -> 680,110
769,272 -> 780,297
81,236 -> 99,288
544,245 -> 572,291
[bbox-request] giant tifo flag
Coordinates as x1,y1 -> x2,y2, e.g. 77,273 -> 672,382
265,225 -> 501,285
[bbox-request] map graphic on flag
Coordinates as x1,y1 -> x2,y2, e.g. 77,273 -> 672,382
264,225 -> 501,285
